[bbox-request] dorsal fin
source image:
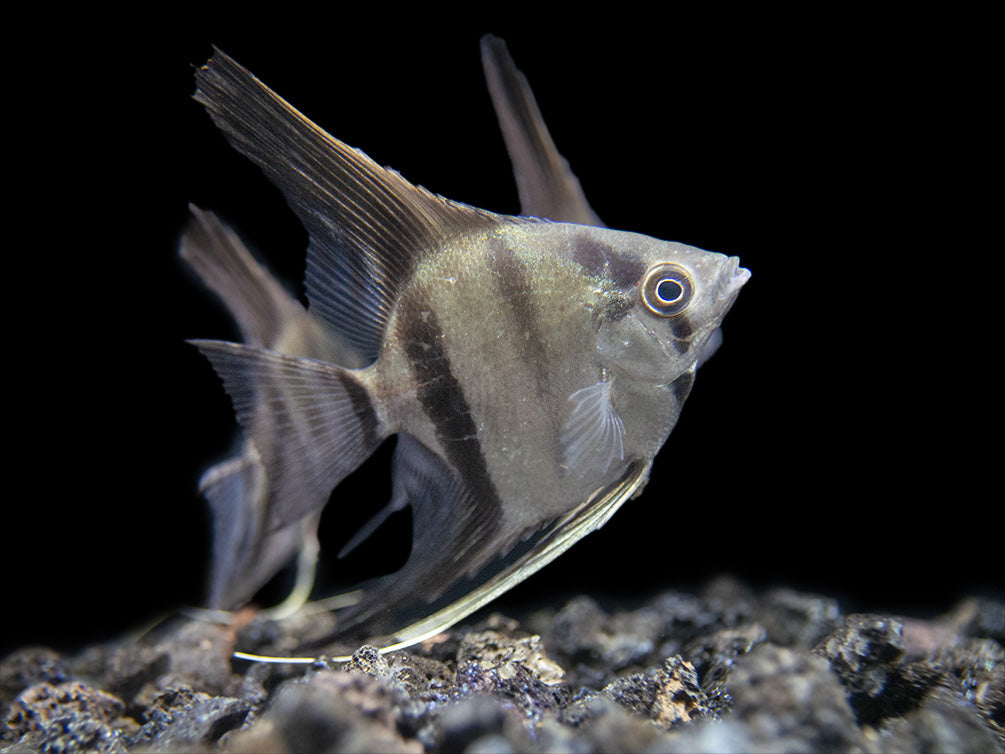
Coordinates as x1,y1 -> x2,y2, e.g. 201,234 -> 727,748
194,48 -> 513,363
480,35 -> 603,227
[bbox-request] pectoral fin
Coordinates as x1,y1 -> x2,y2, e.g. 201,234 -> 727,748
562,381 -> 627,478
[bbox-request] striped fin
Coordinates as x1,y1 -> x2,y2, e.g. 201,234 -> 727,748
198,448 -> 321,610
352,459 -> 653,649
335,435 -> 502,634
181,206 -> 359,609
481,35 -> 603,226
190,340 -> 383,532
194,49 -> 514,363
180,205 -> 366,368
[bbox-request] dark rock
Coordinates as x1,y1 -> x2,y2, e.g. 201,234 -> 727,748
709,643 -> 861,752
131,685 -> 251,751
235,607 -> 341,659
561,693 -> 674,752
757,588 -> 841,647
341,644 -> 443,746
934,636 -> 1005,736
4,582 -> 1002,753
601,655 -> 707,729
436,695 -> 521,754
0,647 -> 68,705
650,589 -> 743,647
224,669 -> 421,753
100,643 -> 170,706
948,597 -> 1005,645
457,627 -> 565,686
548,597 -> 610,664
683,621 -> 766,694
155,620 -> 240,697
345,644 -> 400,686
699,577 -> 759,623
7,714 -> 131,754
871,686 -> 1004,753
815,613 -> 943,724
387,652 -> 455,697
546,596 -> 664,688
453,659 -> 568,727
3,680 -> 129,753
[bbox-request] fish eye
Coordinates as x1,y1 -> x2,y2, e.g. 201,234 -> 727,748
640,264 -> 693,316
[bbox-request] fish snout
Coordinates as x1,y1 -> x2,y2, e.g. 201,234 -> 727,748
718,256 -> 751,302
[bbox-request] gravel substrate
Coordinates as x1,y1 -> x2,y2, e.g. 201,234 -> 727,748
3,578 -> 1002,752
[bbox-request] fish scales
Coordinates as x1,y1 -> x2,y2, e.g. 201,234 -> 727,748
378,226 -> 663,529
185,40 -> 749,647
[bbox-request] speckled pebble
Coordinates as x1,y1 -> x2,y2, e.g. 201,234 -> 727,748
3,680 -> 130,753
3,582 -> 1003,753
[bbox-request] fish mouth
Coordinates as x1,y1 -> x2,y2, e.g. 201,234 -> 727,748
718,256 -> 751,302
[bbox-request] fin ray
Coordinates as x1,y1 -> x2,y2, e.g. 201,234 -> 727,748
562,381 -> 626,477
194,50 -> 514,362
368,460 -> 652,650
336,435 -> 502,634
192,340 -> 383,530
480,35 -> 603,226
180,205 -> 303,348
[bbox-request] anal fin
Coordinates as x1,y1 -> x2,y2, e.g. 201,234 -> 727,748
335,434 -> 651,650
361,459 -> 652,651
334,435 -> 501,635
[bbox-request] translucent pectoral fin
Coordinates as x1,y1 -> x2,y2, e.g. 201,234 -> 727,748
562,381 -> 626,477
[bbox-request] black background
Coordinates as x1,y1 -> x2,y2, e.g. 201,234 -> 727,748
5,12 -> 996,655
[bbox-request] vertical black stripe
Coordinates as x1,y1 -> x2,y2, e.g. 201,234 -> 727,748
489,239 -> 548,384
335,370 -> 379,449
571,232 -> 646,288
400,298 -> 503,518
669,315 -> 694,353
489,239 -> 571,466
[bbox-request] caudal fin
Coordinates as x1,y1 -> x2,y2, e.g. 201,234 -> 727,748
191,340 -> 384,532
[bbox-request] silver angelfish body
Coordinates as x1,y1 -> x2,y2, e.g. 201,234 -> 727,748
186,41 -> 749,649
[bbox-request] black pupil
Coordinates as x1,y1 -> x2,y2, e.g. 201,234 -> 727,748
656,278 -> 683,303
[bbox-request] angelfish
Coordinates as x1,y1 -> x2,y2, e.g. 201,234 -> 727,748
187,42 -> 749,649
